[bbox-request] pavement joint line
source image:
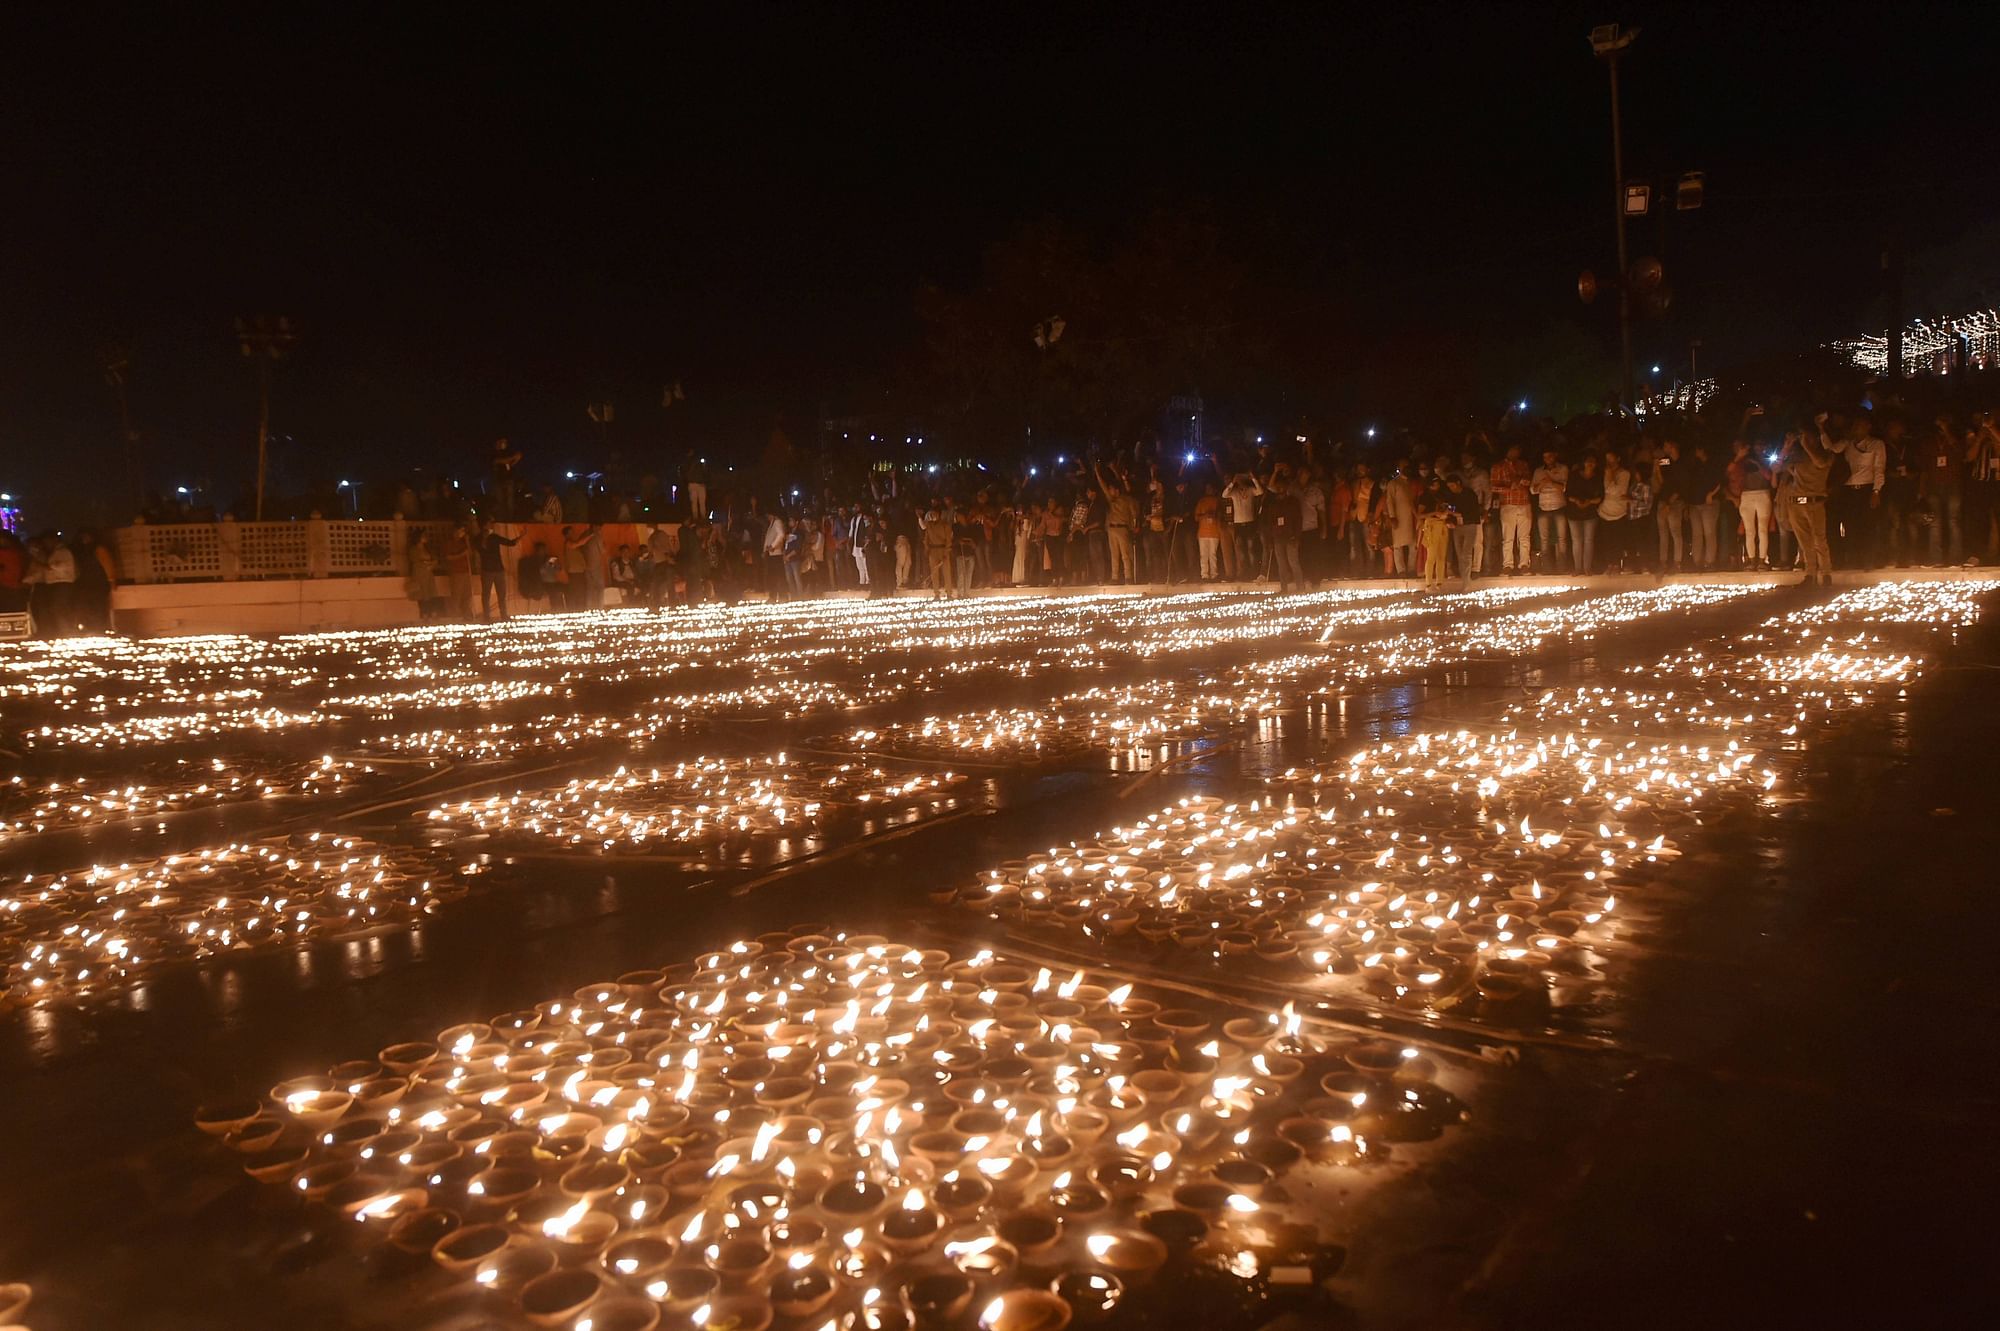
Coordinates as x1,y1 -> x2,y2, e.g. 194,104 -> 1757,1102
723,804 -> 984,897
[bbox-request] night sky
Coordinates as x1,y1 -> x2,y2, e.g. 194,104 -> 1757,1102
4,3 -> 1996,521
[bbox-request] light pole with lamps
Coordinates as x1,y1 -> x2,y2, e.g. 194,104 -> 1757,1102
1590,23 -> 1639,414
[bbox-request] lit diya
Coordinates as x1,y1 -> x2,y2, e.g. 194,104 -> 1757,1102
977,1289 -> 1072,1331
880,1188 -> 945,1253
902,1270 -> 975,1328
1083,1229 -> 1167,1283
932,1172 -> 993,1221
995,1207 -> 1063,1263
771,1256 -> 837,1318
1050,1271 -> 1123,1324
942,1228 -> 1019,1282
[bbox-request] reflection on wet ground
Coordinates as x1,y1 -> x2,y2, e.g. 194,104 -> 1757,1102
2,579 -> 1997,1331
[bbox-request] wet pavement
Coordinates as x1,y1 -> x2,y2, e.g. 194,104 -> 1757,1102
2,578 -> 1995,1331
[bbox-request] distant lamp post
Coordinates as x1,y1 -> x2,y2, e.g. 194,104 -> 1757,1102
236,316 -> 297,519
1589,23 -> 1639,414
586,401 -> 615,462
103,346 -> 143,504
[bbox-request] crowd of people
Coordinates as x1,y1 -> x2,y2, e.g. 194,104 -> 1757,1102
17,395 -> 2000,635
0,528 -> 120,636
392,400 -> 2000,620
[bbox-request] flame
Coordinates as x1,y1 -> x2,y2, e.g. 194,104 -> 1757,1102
542,1198 -> 590,1239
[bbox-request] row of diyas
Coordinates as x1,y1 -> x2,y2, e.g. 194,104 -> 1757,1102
203,933 -> 1444,1329
956,583 -> 1995,1008
0,582 -> 1753,758
0,754 -> 394,845
423,757 -> 968,854
836,584 -> 1760,771
8,584 -> 1980,1004
1,588 -> 1407,750
1,834 -> 461,1001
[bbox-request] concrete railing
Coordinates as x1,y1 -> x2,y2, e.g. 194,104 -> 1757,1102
114,519 -> 459,583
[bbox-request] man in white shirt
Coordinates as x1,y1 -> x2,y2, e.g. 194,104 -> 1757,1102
1832,425 -> 1886,569
1222,470 -> 1263,579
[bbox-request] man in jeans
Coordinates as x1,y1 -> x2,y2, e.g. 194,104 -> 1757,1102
1921,417 -> 1966,565
1530,447 -> 1568,573
1265,475 -> 1305,591
1442,472 -> 1482,586
1652,439 -> 1689,571
1222,468 -> 1263,580
1489,445 -> 1533,574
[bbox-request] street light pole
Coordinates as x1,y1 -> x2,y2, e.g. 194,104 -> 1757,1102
235,316 -> 297,520
1592,24 -> 1639,414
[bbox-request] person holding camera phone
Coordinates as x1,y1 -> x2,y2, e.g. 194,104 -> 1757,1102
1782,415 -> 1836,587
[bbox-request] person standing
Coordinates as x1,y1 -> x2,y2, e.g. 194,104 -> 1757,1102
1879,424 -> 1919,567
1729,440 -> 1774,571
1652,439 -> 1689,572
1784,417 -> 1836,587
1096,462 -> 1139,585
1418,499 -> 1456,589
69,530 -> 116,633
762,509 -> 788,594
1141,465 -> 1169,584
684,451 -> 709,521
847,507 -> 872,588
1194,482 -> 1224,581
489,439 -> 522,520
444,523 -> 475,618
407,529 -> 442,620
1296,467 -> 1326,585
1265,475 -> 1304,591
567,523 -> 604,610
1346,463 -> 1377,575
1038,498 -> 1066,585
1489,446 -> 1532,575
1440,472 -> 1480,586
1920,416 -> 1966,566
1222,467 -> 1262,580
0,530 -> 26,619
477,518 -> 518,619
1970,414 -> 2000,563
954,504 -> 979,596
1530,447 -> 1569,574
1598,449 -> 1632,573
922,505 -> 952,597
1563,454 -> 1602,574
1831,422 -> 1885,569
25,534 -> 76,636
1379,463 -> 1416,576
1459,450 -> 1493,578
1686,442 -> 1724,570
